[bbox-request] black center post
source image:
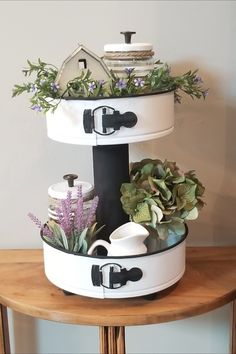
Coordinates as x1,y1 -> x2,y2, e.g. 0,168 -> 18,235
92,144 -> 130,247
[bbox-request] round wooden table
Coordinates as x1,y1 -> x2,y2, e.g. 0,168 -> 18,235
0,248 -> 235,354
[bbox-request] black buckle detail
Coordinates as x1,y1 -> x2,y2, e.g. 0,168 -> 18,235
91,263 -> 143,289
83,106 -> 137,136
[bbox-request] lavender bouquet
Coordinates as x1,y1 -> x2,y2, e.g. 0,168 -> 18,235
29,185 -> 102,254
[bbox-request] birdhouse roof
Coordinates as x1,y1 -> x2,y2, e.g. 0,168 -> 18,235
56,44 -> 111,83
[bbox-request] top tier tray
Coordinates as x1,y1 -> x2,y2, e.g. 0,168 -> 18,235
46,90 -> 174,146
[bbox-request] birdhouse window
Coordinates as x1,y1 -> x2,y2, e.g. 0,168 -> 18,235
78,59 -> 87,69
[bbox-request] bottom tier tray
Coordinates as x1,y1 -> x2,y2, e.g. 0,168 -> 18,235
42,232 -> 187,299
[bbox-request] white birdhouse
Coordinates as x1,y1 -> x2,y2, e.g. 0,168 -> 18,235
56,44 -> 111,95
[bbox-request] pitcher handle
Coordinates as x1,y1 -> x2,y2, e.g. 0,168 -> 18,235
87,240 -> 110,255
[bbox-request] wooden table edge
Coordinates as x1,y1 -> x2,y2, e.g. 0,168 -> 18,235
0,291 -> 235,327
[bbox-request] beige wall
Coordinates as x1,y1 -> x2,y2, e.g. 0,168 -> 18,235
0,1 -> 235,353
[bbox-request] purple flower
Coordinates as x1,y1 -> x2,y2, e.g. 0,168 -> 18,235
98,80 -> 105,86
203,89 -> 209,98
60,191 -> 73,236
28,212 -> 42,229
50,82 -> 60,92
42,224 -> 53,238
134,78 -> 145,87
55,206 -> 63,223
116,79 -> 127,90
75,196 -> 84,232
28,212 -> 53,238
77,184 -> 83,199
54,191 -> 73,236
88,81 -> 96,93
74,184 -> 84,232
30,84 -> 37,93
125,67 -> 134,76
84,196 -> 99,228
194,75 -> 203,84
31,104 -> 42,112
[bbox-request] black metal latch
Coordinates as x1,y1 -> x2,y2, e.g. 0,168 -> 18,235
83,106 -> 137,136
91,263 -> 143,289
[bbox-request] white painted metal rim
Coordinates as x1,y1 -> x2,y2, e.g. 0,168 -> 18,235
47,127 -> 174,146
46,91 -> 175,146
42,236 -> 186,299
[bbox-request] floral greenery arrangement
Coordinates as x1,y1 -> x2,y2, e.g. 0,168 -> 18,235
12,59 -> 208,113
28,185 -> 102,254
120,159 -> 205,240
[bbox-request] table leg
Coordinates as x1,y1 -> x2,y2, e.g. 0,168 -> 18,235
232,300 -> 236,354
0,305 -> 10,354
99,326 -> 126,354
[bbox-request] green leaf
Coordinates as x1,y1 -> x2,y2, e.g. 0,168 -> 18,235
148,176 -> 158,193
151,210 -> 157,228
53,236 -> 64,249
42,235 -> 55,245
60,228 -> 69,250
176,196 -> 186,210
120,183 -> 136,196
152,197 -> 165,210
120,183 -> 147,216
78,228 -> 88,252
156,223 -> 169,240
133,202 -> 151,223
68,232 -> 75,252
154,163 -> 166,178
185,207 -> 199,220
140,163 -> 154,177
47,220 -> 60,236
175,183 -> 197,203
168,220 -> 186,237
152,179 -> 172,201
151,204 -> 163,223
81,239 -> 88,254
172,175 -> 185,184
47,220 -> 69,250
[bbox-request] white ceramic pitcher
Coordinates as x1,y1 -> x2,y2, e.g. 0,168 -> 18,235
87,222 -> 149,257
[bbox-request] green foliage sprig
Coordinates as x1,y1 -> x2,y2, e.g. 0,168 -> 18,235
42,219 -> 102,254
13,59 -> 208,113
13,59 -> 60,112
66,69 -> 107,98
120,159 -> 205,240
